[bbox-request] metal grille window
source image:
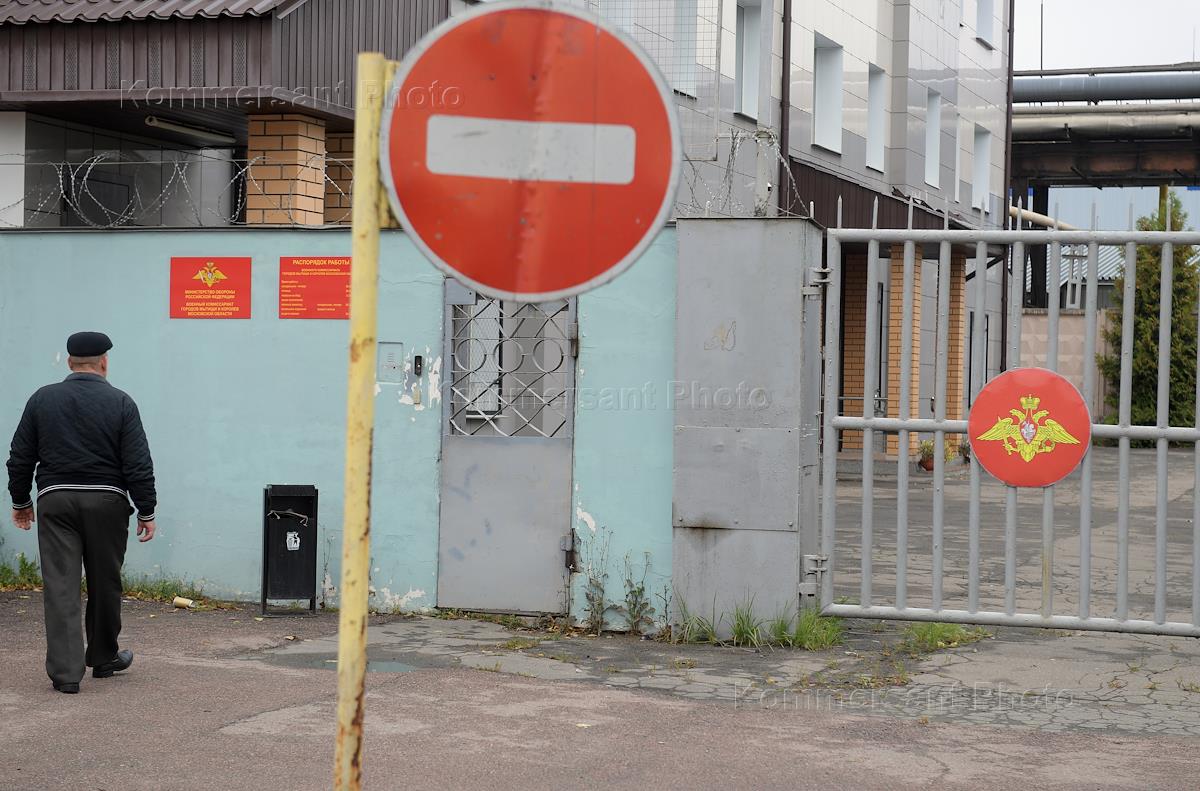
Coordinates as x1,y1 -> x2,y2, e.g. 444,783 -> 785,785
447,295 -> 575,438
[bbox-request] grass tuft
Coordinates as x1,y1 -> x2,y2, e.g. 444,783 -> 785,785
499,637 -> 541,651
729,599 -> 763,648
0,554 -> 42,590
791,609 -> 845,650
902,622 -> 989,653
767,611 -> 794,646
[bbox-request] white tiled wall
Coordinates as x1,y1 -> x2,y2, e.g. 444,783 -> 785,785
453,0 -> 1011,225
788,0 -> 1010,226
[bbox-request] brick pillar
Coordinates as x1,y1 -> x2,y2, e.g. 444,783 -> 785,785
324,132 -> 354,225
945,253 -> 968,452
841,255 -> 867,451
886,246 -> 922,458
245,113 -> 327,225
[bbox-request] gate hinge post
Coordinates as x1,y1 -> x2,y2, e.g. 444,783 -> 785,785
799,554 -> 828,600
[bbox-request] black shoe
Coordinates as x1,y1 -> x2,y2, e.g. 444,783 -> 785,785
92,649 -> 133,678
53,681 -> 79,694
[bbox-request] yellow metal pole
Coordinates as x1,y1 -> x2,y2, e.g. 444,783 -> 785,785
334,50 -> 388,791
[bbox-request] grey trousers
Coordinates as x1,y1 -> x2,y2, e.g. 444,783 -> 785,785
37,490 -> 131,685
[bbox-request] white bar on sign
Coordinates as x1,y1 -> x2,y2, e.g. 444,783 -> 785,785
426,115 -> 636,185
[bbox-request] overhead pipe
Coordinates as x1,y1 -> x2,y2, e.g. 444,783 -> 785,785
1013,111 -> 1200,136
1012,112 -> 1200,138
1013,101 -> 1200,115
1009,205 -> 1078,231
1015,61 -> 1200,77
1013,71 -> 1200,103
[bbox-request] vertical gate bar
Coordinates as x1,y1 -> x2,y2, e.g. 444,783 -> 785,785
1042,232 -> 1062,616
968,240 -> 987,613
1117,233 -> 1136,622
1078,237 -> 1100,620
820,200 -> 844,608
1194,278 -> 1200,626
932,217 -> 951,612
896,230 -> 916,610
861,199 -> 881,608
1156,239 -> 1174,625
1005,231 -> 1025,615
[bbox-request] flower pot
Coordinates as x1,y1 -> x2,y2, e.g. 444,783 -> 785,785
918,456 -> 935,472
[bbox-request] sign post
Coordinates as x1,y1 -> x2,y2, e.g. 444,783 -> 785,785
333,51 -> 390,791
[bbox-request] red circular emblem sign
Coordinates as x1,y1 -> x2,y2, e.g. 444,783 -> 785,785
381,1 -> 681,302
968,367 -> 1092,488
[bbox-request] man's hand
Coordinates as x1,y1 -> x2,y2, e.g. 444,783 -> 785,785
137,519 -> 156,543
12,507 -> 34,530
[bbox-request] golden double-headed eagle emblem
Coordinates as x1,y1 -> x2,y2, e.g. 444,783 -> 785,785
976,395 -> 1080,462
193,262 -> 228,287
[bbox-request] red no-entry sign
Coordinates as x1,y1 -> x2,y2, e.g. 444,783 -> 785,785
968,367 -> 1092,488
380,1 -> 681,302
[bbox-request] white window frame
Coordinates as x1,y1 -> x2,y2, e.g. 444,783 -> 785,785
673,0 -> 700,97
812,34 -> 844,154
954,115 -> 963,202
977,0 -> 995,48
924,89 -> 941,188
866,65 -> 886,173
972,124 -> 991,212
735,0 -> 761,119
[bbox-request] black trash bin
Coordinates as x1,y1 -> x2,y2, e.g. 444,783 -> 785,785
261,484 -> 318,615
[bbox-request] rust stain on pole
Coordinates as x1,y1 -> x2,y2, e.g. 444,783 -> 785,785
333,52 -> 392,791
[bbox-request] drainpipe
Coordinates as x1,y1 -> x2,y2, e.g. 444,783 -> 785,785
777,0 -> 793,215
754,0 -> 778,216
1001,0 -> 1015,370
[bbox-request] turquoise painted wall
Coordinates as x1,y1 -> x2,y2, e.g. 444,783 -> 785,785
570,228 -> 676,625
0,229 -> 443,609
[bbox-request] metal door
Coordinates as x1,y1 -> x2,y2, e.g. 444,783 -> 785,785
437,281 -> 576,614
819,207 -> 1200,637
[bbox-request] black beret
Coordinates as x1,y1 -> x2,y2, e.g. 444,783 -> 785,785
67,331 -> 113,357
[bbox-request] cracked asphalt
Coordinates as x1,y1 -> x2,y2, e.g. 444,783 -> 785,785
4,590 -> 1200,790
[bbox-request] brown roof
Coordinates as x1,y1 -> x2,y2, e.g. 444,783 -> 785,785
0,0 -> 310,25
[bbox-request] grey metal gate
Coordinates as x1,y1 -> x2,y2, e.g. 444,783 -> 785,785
437,281 -> 576,614
819,206 -> 1200,637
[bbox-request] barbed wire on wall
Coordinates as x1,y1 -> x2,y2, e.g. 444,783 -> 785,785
0,151 -> 354,229
677,125 -> 814,221
1,132 -> 812,230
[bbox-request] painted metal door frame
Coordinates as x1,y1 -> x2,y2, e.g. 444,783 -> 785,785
436,280 -> 577,614
819,208 -> 1200,637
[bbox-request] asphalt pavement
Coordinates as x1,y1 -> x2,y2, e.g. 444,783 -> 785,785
3,591 -> 1200,790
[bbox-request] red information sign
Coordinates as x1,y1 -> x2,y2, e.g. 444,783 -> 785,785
169,257 -> 252,319
968,367 -> 1092,488
279,257 -> 351,319
380,2 -> 680,302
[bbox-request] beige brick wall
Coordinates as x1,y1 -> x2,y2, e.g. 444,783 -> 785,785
945,254 -> 967,452
324,132 -> 354,225
245,113 -> 327,226
839,249 -> 968,458
885,246 -> 922,458
841,254 -> 867,451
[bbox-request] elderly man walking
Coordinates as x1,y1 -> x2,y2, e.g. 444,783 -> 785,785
7,332 -> 157,694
